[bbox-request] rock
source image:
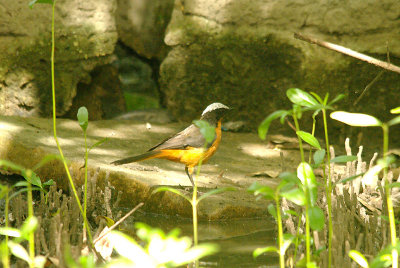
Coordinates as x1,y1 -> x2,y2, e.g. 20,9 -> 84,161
0,0 -> 118,117
159,0 -> 400,139
116,0 -> 175,59
64,65 -> 126,120
113,109 -> 174,124
113,44 -> 161,110
0,115 -> 302,219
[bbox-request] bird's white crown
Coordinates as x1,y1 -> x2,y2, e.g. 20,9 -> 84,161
201,103 -> 229,116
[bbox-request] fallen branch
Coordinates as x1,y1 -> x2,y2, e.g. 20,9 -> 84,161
93,202 -> 144,245
294,32 -> 400,74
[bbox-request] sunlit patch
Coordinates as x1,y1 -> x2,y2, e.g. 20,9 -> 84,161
239,143 -> 281,158
0,122 -> 21,132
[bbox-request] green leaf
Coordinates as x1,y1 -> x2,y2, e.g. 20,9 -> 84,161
377,155 -> 396,167
253,246 -> 278,258
42,179 -> 55,187
173,243 -> 219,266
20,216 -> 38,240
280,187 -> 306,206
390,106 -> 400,114
109,231 -> 151,263
193,120 -> 216,143
8,241 -> 31,263
331,155 -> 357,163
306,262 -> 318,268
308,206 -> 325,231
23,170 -> 42,188
32,154 -> 63,171
9,187 -> 42,200
77,106 -> 89,132
281,233 -> 295,255
297,162 -> 317,205
97,216 -> 115,228
328,94 -> 345,106
323,92 -> 329,105
293,104 -> 302,119
349,250 -> 369,268
152,186 -> 191,203
29,0 -> 53,8
286,88 -> 319,107
248,182 -> 275,200
197,187 -> 236,203
0,160 -> 26,174
34,256 -> 47,268
336,173 -> 364,185
387,115 -> 400,126
296,131 -> 321,150
310,92 -> 324,104
267,203 -> 277,219
258,110 -> 288,140
330,111 -> 382,127
0,227 -> 21,238
388,182 -> 400,189
89,137 -> 109,152
14,181 -> 29,187
283,209 -> 298,217
313,149 -> 325,167
279,172 -> 301,185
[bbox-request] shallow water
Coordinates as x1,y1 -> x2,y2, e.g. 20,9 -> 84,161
124,212 -> 279,267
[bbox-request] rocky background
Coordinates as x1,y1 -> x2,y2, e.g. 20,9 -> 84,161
1,0 -> 400,147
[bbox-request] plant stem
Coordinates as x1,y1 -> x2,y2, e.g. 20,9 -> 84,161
192,159 -> 202,268
275,196 -> 285,268
382,124 -> 398,268
49,0 -> 92,243
308,116 -> 316,164
27,182 -> 34,268
3,189 -> 10,268
84,131 -> 88,219
293,115 -> 311,264
322,109 -> 332,268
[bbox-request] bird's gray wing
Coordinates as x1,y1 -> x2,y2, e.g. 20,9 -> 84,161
148,124 -> 208,151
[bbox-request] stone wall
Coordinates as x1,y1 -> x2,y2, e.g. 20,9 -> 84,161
0,0 -> 117,117
160,0 -> 400,135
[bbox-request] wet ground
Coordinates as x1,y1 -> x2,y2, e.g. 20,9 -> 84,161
124,211 -> 279,267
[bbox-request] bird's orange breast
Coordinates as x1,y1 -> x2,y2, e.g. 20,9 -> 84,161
156,120 -> 222,168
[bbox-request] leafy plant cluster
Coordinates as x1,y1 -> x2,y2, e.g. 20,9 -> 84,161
249,88 -> 400,268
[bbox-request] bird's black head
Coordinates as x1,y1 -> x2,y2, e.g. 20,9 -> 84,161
200,103 -> 230,125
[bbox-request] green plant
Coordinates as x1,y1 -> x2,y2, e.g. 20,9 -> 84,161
77,106 -> 108,237
331,110 -> 400,268
0,160 -> 56,267
105,223 -> 218,268
153,119 -> 234,268
257,88 -> 348,267
248,174 -> 298,268
0,216 -> 46,268
29,0 -> 93,243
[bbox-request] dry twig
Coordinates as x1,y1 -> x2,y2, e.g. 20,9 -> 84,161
294,33 -> 400,74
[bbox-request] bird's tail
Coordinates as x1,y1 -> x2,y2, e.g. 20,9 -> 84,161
111,151 -> 160,165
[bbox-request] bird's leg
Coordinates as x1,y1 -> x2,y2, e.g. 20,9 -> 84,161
185,166 -> 195,188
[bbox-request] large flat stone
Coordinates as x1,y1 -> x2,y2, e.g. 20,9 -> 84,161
0,115 -> 301,220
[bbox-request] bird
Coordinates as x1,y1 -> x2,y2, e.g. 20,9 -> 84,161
111,103 -> 230,187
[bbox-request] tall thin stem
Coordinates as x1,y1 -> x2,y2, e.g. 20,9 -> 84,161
322,109 -> 332,268
276,195 -> 285,268
27,182 -> 34,268
49,0 -> 92,243
382,124 -> 398,268
292,115 -> 311,263
84,131 -> 88,219
3,189 -> 10,268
